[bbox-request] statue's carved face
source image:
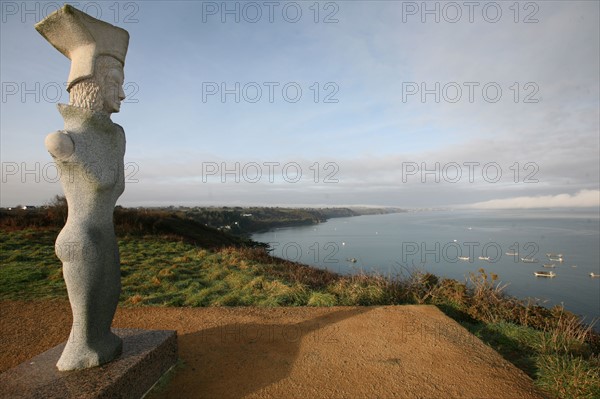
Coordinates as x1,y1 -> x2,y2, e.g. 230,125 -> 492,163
68,56 -> 126,115
102,67 -> 125,114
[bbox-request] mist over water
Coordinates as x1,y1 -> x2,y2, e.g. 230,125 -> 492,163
253,209 -> 600,324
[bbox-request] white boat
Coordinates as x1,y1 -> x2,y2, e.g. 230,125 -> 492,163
478,256 -> 490,261
346,258 -> 357,263
546,253 -> 563,258
458,256 -> 470,261
534,271 -> 556,277
521,257 -> 539,263
548,257 -> 564,262
590,273 -> 600,278
543,264 -> 556,268
505,252 -> 518,256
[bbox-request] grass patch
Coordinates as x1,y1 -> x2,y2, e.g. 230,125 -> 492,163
0,229 -> 66,299
463,320 -> 600,398
307,292 -> 337,306
536,353 -> 600,399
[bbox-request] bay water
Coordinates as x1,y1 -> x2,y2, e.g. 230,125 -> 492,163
253,209 -> 600,324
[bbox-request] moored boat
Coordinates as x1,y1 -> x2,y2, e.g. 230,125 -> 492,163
478,256 -> 490,261
543,264 -> 556,268
590,273 -> 600,278
534,271 -> 556,277
458,256 -> 470,261
521,257 -> 539,263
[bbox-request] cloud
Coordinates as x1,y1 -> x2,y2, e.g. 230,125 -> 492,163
468,190 -> 600,209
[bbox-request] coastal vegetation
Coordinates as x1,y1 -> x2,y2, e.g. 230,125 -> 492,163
155,204 -> 403,236
1,199 -> 598,398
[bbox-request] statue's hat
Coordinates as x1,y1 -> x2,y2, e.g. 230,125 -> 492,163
35,5 -> 129,91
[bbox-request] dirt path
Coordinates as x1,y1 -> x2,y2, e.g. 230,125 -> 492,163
0,300 -> 546,398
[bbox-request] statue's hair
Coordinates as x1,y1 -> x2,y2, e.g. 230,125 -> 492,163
69,81 -> 102,110
69,56 -> 122,111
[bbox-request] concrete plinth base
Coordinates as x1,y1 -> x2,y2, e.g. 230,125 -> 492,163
0,329 -> 177,399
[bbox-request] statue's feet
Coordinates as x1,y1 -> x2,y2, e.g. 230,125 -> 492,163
57,331 -> 122,371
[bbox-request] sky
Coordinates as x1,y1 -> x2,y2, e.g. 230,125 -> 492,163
1,0 -> 599,209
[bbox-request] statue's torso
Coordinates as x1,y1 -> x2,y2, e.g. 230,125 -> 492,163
54,104 -> 126,231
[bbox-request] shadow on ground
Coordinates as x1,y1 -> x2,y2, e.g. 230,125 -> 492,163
148,307 -> 372,399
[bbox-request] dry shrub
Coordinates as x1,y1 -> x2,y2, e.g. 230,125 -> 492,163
436,278 -> 468,305
151,276 -> 161,286
128,294 -> 144,305
537,307 -> 597,356
465,268 -> 511,323
158,267 -> 175,278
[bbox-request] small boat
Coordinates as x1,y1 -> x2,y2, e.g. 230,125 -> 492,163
521,257 -> 539,263
590,273 -> 600,278
458,256 -> 470,261
546,253 -> 563,258
543,264 -> 556,268
346,258 -> 357,263
548,257 -> 564,262
505,252 -> 519,256
478,256 -> 490,261
572,265 -> 578,268
534,271 -> 556,277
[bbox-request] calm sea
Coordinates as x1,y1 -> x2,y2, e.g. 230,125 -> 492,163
253,209 -> 600,324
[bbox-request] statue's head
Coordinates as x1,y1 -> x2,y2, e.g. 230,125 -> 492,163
69,56 -> 125,114
35,5 -> 129,115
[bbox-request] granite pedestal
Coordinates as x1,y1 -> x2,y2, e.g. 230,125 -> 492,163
0,329 -> 177,399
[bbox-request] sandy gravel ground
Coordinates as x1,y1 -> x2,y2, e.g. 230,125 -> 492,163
0,300 -> 546,399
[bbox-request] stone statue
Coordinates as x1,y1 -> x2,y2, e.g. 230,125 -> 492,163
35,5 -> 129,371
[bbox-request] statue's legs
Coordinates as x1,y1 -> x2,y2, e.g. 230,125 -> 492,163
56,225 -> 122,371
